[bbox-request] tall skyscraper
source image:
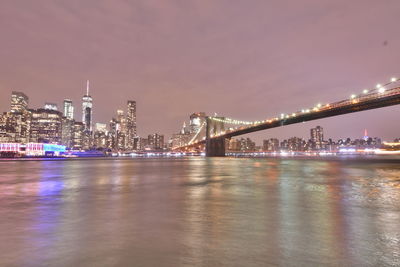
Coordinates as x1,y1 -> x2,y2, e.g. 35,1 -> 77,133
82,80 -> 93,131
11,91 -> 29,113
126,100 -> 137,149
63,99 -> 74,120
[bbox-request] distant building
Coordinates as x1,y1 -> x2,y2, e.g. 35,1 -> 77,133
140,137 -> 149,150
11,91 -> 29,113
29,109 -> 62,144
170,122 -> 192,149
44,103 -> 58,111
189,112 -> 206,134
148,133 -> 164,150
82,80 -> 93,131
95,123 -> 107,133
73,122 -> 84,150
287,137 -> 305,151
126,100 -> 137,150
228,137 -> 256,151
310,126 -> 324,150
63,99 -> 74,120
0,111 -> 30,143
61,117 -> 74,148
263,138 -> 279,151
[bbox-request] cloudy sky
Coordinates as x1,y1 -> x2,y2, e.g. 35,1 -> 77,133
0,0 -> 399,142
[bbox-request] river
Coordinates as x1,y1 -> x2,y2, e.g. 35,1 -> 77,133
0,157 -> 399,266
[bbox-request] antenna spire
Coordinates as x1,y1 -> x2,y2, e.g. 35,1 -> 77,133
86,80 -> 90,95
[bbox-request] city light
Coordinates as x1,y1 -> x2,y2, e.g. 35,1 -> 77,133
379,87 -> 385,93
363,89 -> 369,94
391,77 -> 397,82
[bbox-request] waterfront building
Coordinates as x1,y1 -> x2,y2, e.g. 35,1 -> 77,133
126,100 -> 137,150
63,99 -> 74,120
11,91 -> 29,113
108,116 -> 126,151
61,117 -> 74,148
148,133 -> 164,150
72,122 -> 84,150
82,80 -> 93,131
29,109 -> 62,144
262,138 -> 280,151
0,111 -> 30,143
287,137 -> 306,151
140,137 -> 149,150
133,136 -> 141,150
228,137 -> 256,152
310,126 -> 324,150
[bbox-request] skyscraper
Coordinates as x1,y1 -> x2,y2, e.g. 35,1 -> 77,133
82,80 -> 93,131
126,100 -> 137,149
11,91 -> 29,113
63,99 -> 74,120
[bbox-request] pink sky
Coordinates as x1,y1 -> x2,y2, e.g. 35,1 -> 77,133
0,0 -> 399,142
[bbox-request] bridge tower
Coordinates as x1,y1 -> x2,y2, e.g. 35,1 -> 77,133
205,116 -> 227,157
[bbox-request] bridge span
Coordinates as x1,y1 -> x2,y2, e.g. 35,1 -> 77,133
174,80 -> 400,156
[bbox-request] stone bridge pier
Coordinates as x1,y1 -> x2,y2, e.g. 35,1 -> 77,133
205,116 -> 227,157
205,137 -> 226,157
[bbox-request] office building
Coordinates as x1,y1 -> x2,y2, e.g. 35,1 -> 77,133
311,126 -> 324,150
73,122 -> 84,150
148,133 -> 164,150
126,100 -> 137,150
63,99 -> 74,120
82,80 -> 93,131
263,138 -> 280,151
61,117 -> 74,148
29,109 -> 62,144
11,91 -> 29,113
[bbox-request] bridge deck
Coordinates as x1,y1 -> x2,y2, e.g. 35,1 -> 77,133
175,86 -> 400,150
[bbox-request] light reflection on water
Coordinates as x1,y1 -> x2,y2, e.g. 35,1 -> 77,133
0,157 -> 399,266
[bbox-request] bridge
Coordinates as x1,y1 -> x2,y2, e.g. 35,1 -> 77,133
173,77 -> 400,156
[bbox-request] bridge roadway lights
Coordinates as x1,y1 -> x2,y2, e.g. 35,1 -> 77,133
206,137 -> 226,157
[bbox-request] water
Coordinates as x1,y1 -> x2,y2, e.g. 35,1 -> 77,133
0,157 -> 399,266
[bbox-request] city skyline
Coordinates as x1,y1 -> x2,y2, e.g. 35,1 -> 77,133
1,1 -> 400,142
1,87 -> 397,144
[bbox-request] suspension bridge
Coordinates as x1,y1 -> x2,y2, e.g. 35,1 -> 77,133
173,77 -> 400,156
